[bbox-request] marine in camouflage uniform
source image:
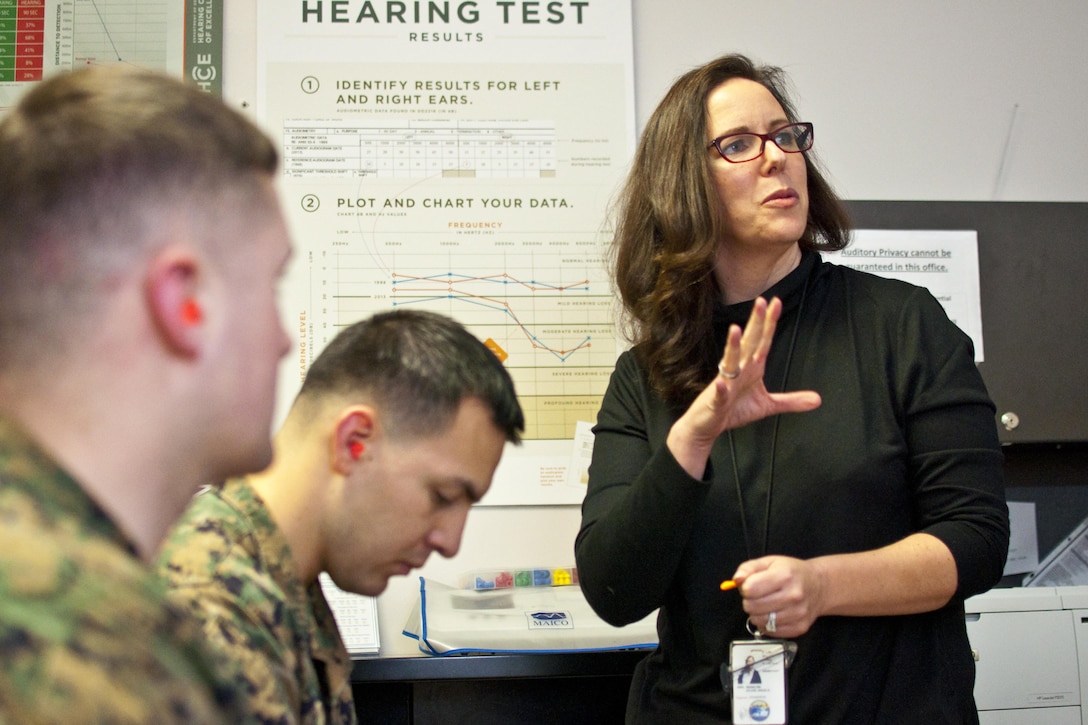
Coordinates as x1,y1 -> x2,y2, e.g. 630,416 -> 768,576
0,417 -> 239,724
156,477 -> 357,724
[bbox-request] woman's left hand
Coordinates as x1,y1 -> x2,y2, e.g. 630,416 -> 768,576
733,556 -> 825,639
732,533 -> 960,633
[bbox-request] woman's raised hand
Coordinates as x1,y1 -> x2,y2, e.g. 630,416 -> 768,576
666,297 -> 821,478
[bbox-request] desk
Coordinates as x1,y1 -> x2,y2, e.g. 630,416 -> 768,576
351,650 -> 648,724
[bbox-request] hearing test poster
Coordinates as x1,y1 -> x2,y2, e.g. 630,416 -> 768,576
257,1 -> 635,506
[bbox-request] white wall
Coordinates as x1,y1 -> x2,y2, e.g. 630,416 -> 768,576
629,0 -> 1088,202
223,0 -> 1088,655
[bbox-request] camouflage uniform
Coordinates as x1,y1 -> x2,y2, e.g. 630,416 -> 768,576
0,417 -> 238,724
156,478 -> 357,725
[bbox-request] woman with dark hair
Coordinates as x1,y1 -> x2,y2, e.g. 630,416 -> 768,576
576,54 -> 1008,723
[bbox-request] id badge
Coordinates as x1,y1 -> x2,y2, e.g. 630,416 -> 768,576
729,639 -> 789,724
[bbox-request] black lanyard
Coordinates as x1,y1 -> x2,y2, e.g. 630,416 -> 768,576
727,274 -> 809,561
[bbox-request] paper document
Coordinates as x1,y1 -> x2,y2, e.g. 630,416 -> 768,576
1003,501 -> 1039,576
319,573 -> 380,654
823,230 -> 984,361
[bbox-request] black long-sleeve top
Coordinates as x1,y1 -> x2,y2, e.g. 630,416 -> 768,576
576,252 -> 1009,724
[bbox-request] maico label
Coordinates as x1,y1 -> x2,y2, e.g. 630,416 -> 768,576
526,611 -> 574,630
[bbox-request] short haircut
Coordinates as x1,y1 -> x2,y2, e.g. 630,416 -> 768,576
0,65 -> 279,370
297,309 -> 525,444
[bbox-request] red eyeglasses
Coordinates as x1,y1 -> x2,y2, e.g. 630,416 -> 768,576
708,122 -> 814,163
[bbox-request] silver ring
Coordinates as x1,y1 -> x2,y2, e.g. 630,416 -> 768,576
766,611 -> 777,633
718,362 -> 739,379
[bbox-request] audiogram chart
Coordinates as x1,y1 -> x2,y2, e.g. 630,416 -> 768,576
319,237 -> 617,441
72,0 -> 172,69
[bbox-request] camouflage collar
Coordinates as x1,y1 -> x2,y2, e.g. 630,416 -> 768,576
212,477 -> 352,676
214,477 -> 307,607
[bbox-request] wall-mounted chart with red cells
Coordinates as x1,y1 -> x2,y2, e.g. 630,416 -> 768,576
1,1 -> 186,115
0,0 -> 45,82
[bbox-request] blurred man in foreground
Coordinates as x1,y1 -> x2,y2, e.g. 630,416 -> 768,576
0,65 -> 293,722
